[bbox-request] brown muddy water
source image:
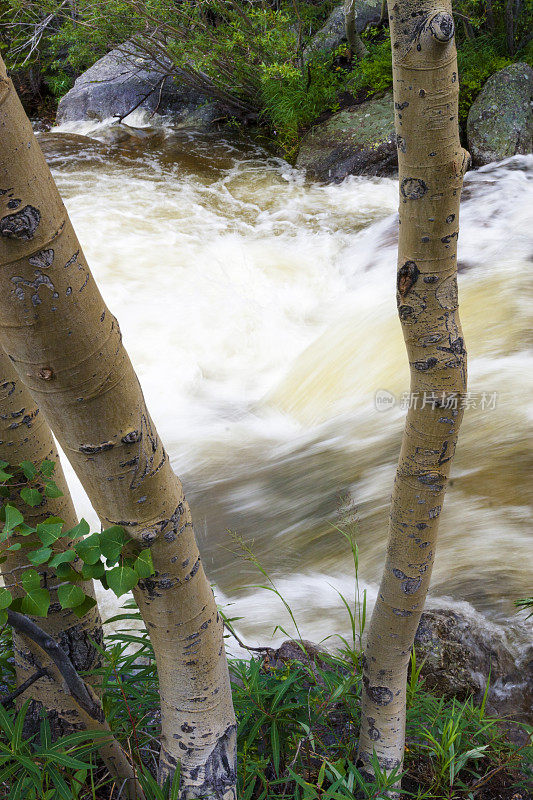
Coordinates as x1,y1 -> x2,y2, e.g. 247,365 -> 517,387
38,113 -> 532,655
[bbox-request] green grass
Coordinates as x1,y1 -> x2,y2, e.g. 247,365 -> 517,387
0,598 -> 531,799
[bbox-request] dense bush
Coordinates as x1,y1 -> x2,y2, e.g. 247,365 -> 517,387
1,0 -> 532,152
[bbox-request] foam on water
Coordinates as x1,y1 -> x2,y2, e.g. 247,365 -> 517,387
39,124 -> 532,648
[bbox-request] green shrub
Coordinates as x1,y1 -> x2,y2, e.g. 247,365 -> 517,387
456,34 -> 511,124
348,32 -> 393,97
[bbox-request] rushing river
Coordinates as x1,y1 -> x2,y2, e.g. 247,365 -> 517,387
38,114 -> 532,652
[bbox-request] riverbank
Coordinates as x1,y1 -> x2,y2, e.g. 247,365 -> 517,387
1,612 -> 531,799
5,1 -> 533,172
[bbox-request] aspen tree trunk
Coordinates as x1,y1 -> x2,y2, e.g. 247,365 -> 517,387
344,0 -> 368,60
0,56 -> 236,798
357,0 -> 468,781
0,347 -> 103,738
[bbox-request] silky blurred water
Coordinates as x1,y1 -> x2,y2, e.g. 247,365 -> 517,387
39,114 -> 532,651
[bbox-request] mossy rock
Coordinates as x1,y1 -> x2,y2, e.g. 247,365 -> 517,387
296,91 -> 396,182
467,62 -> 533,167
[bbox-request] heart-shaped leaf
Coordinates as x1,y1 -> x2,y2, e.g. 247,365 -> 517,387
64,519 -> 90,541
72,595 -> 97,618
48,550 -> 76,568
21,569 -> 41,591
37,521 -> 64,546
0,587 -> 12,609
20,488 -> 42,507
21,588 -> 50,617
106,565 -> 138,598
39,460 -> 55,478
44,481 -> 62,499
19,461 -> 37,481
134,550 -> 154,579
81,561 -> 105,580
75,533 -> 101,565
57,585 -> 86,610
100,526 -> 128,565
27,547 -> 52,566
3,505 -> 24,534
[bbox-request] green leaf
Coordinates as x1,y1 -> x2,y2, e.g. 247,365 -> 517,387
74,533 -> 101,565
72,594 -> 97,618
134,549 -> 154,579
3,505 -> 23,533
271,721 -> 280,776
20,487 -> 42,507
19,461 -> 37,481
16,523 -> 36,537
99,525 -> 128,565
64,519 -> 90,541
21,587 -> 50,617
44,481 -> 62,499
48,549 -> 76,568
0,609 -> 7,626
21,569 -> 41,590
27,546 -> 53,566
0,469 -> 12,482
0,588 -> 12,609
57,584 -> 85,609
36,521 -> 64,546
55,563 -> 83,582
81,560 -> 105,579
6,542 -> 21,551
39,460 -> 55,478
106,565 -> 138,597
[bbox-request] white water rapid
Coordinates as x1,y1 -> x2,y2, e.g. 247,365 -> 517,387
39,115 -> 532,654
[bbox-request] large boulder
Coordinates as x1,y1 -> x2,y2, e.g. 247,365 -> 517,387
304,2 -> 382,61
296,91 -> 396,181
56,41 -> 208,125
467,62 -> 533,166
414,609 -> 533,726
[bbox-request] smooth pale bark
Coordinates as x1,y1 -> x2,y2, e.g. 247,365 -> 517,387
357,0 -> 468,780
0,347 -> 103,738
344,0 -> 368,59
0,56 -> 236,798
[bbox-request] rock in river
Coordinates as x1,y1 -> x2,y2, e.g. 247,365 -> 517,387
296,91 -> 397,182
56,41 -> 208,126
467,63 -> 533,167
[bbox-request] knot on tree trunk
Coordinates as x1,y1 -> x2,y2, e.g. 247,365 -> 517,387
428,12 -> 455,42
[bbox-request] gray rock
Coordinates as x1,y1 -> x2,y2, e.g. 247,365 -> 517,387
467,62 -> 533,167
296,91 -> 396,182
172,102 -> 224,132
304,2 -> 382,61
56,41 -> 208,125
414,609 -> 533,725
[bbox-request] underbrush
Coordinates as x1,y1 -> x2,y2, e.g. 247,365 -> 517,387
0,615 -> 531,799
2,0 -> 532,157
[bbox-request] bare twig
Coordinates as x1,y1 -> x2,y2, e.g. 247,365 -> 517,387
0,667 -> 48,708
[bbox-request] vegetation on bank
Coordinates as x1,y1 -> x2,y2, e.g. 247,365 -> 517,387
1,602 -> 532,798
0,465 -> 531,799
1,0 -> 532,157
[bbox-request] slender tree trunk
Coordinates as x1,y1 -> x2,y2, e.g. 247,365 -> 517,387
344,0 -> 368,60
357,0 -> 468,782
0,56 -> 236,797
0,348 -> 103,739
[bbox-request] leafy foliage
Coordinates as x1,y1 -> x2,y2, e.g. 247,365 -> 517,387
0,609 -> 531,798
0,460 -> 154,626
